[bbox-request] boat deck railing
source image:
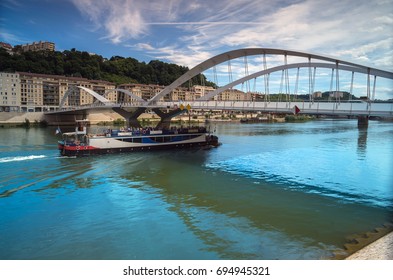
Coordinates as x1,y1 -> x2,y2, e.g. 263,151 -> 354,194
106,126 -> 208,137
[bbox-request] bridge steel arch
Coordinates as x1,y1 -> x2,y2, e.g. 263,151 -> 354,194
59,86 -> 78,109
59,86 -> 112,109
148,48 -> 393,104
198,62 -> 393,101
102,88 -> 146,103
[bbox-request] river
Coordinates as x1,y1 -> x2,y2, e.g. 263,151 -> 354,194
0,119 -> 392,259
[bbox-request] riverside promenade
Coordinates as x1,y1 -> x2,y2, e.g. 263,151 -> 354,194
346,232 -> 393,260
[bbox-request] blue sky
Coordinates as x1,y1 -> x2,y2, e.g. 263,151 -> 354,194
1,0 -> 392,98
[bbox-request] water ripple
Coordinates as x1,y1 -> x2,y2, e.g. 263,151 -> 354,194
206,148 -> 393,208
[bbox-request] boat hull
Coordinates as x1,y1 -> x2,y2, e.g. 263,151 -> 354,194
60,140 -> 218,157
59,134 -> 219,157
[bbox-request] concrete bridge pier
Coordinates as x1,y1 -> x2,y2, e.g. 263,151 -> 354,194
152,108 -> 188,129
112,107 -> 146,128
358,115 -> 369,127
44,112 -> 87,125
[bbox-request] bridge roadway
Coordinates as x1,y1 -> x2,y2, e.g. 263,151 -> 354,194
47,100 -> 393,118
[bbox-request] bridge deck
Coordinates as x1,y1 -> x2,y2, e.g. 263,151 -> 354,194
46,101 -> 393,117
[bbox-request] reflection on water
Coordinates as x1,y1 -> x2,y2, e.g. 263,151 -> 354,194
0,120 -> 392,260
357,126 -> 368,158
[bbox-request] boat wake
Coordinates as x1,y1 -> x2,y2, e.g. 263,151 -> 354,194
57,156 -> 77,159
0,155 -> 47,163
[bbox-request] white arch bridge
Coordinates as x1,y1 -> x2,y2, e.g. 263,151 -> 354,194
49,48 -> 393,124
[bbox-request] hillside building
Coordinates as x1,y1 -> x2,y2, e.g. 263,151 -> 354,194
0,42 -> 13,54
16,41 -> 55,52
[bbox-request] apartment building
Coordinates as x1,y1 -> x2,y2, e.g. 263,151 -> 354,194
170,86 -> 188,101
117,84 -> 219,103
16,41 -> 55,52
0,72 -> 21,112
214,88 -> 252,101
190,85 -> 215,100
117,84 -> 166,103
1,71 -> 252,112
10,72 -> 116,112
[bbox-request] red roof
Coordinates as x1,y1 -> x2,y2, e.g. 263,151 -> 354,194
0,42 -> 13,50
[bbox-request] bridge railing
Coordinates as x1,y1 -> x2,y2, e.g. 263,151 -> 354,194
158,100 -> 393,117
49,100 -> 393,117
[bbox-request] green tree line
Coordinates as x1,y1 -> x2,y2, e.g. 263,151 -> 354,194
0,48 -> 215,87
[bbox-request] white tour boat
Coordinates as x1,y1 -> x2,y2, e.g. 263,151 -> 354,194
58,120 -> 220,156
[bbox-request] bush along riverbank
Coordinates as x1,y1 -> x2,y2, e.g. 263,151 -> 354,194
285,114 -> 316,122
0,118 -> 48,128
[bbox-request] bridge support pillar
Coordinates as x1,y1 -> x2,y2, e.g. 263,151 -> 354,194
357,116 -> 369,127
112,107 -> 146,128
152,108 -> 188,129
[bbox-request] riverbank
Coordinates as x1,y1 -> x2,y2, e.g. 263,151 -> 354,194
0,112 -> 45,127
346,231 -> 393,260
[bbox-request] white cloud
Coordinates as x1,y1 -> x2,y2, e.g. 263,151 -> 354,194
166,0 -> 393,69
70,0 -> 392,98
132,43 -> 155,51
0,31 -> 27,44
333,38 -> 393,67
136,44 -> 213,67
70,0 -> 210,44
0,0 -> 23,10
71,0 -> 149,43
374,14 -> 393,25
